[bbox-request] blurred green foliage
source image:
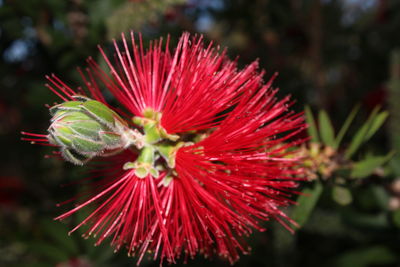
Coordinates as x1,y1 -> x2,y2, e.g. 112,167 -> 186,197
1,0 -> 400,266
296,106 -> 392,222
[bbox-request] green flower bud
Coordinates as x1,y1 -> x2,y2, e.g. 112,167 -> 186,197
48,95 -> 142,165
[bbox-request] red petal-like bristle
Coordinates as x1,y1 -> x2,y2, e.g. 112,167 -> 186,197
24,32 -> 306,265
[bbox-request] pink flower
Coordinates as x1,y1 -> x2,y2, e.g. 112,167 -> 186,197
23,32 -> 305,265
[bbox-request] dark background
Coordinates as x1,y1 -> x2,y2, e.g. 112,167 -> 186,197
1,0 -> 400,266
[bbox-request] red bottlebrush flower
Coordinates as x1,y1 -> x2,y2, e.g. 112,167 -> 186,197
23,32 -> 306,265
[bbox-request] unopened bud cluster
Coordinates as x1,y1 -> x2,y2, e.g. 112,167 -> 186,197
48,95 -> 142,165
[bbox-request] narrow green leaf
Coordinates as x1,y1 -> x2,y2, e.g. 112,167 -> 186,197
350,151 -> 395,179
332,186 -> 352,206
304,106 -> 319,142
318,110 -> 335,147
364,111 -> 389,141
291,181 -> 323,227
344,127 -> 368,160
334,104 -> 360,149
344,106 -> 381,159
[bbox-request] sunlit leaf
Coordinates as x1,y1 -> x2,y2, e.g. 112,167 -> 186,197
344,106 -> 381,159
304,105 -> 319,142
318,110 -> 335,147
350,152 -> 395,179
334,104 -> 359,149
364,111 -> 388,141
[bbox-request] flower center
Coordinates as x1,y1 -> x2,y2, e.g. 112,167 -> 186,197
122,108 -> 193,184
